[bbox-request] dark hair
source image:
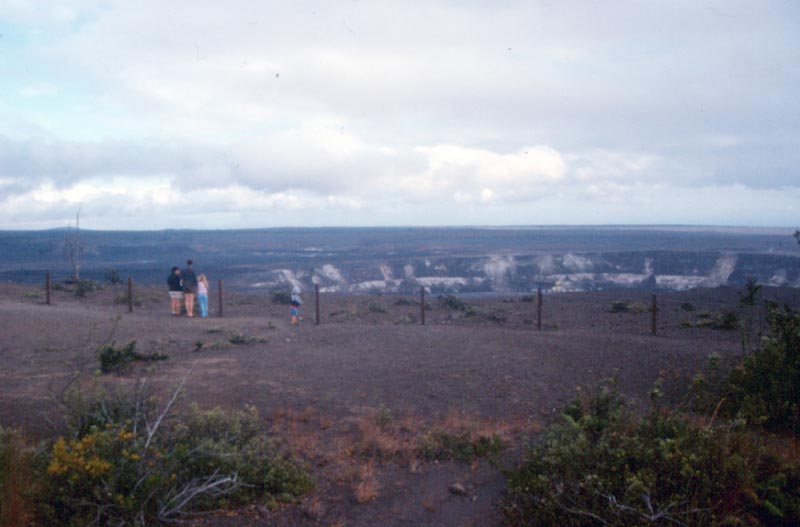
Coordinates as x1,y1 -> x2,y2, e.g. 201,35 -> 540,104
187,259 -> 193,266
171,266 -> 179,273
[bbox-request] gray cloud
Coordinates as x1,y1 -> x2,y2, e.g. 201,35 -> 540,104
0,1 -> 798,228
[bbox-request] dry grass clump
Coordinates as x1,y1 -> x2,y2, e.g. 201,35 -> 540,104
264,404 -> 534,511
352,460 -> 380,503
348,408 -> 422,461
0,428 -> 38,527
269,408 -> 321,459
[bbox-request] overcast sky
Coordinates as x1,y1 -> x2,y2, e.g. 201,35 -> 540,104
1,1 -> 798,230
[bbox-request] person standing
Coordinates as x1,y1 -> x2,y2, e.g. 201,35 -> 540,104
167,266 -> 183,316
182,259 -> 198,317
197,274 -> 210,318
290,285 -> 303,326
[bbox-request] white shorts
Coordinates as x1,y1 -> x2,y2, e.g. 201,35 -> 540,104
169,291 -> 184,300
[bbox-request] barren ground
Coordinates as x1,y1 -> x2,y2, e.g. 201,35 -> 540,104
1,281 -> 797,526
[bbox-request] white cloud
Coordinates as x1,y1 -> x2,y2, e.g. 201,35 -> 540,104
570,150 -> 660,182
0,1 -> 798,228
18,83 -> 60,97
389,144 -> 566,203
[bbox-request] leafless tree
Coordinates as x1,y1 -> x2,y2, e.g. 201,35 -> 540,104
64,206 -> 83,282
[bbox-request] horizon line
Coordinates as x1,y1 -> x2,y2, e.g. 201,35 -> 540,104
0,224 -> 796,235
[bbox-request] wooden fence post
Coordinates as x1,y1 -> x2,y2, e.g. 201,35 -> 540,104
420,286 -> 426,325
127,277 -> 133,313
218,280 -> 224,318
651,294 -> 658,336
315,283 -> 320,325
46,272 -> 51,305
537,287 -> 543,331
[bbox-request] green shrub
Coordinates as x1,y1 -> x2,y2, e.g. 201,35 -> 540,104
739,277 -> 763,307
97,341 -> 167,374
723,304 -> 800,433
503,383 -> 800,526
680,301 -> 695,311
270,290 -> 292,305
22,290 -> 42,300
610,301 -> 649,314
113,292 -> 142,306
715,309 -> 740,330
376,403 -> 392,429
367,302 -> 387,314
610,301 -> 631,313
167,406 -> 314,505
482,309 -> 507,324
39,383 -> 311,526
695,310 -> 740,330
228,332 -> 267,345
104,268 -> 122,285
418,429 -> 503,462
438,294 -> 475,315
74,280 -> 101,298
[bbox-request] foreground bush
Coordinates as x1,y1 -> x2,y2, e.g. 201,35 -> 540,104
725,304 -> 800,434
0,428 -> 40,527
690,303 -> 800,434
37,379 -> 312,525
503,384 -> 800,527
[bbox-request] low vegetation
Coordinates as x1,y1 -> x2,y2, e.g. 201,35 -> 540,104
506,303 -> 800,527
22,290 -> 42,301
104,268 -> 122,285
74,280 -> 102,298
503,383 -> 800,527
681,310 -> 740,330
0,428 -> 39,526
739,276 -> 763,307
438,294 -> 476,315
270,290 -> 292,305
228,331 -> 268,345
696,309 -> 740,330
418,427 -> 503,462
52,279 -> 103,298
609,301 -> 648,314
358,409 -> 506,463
1,377 -> 311,526
113,291 -> 143,307
97,341 -> 168,374
691,303 -> 800,434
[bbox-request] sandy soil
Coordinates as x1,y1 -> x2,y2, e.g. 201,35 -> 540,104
1,281 -> 796,526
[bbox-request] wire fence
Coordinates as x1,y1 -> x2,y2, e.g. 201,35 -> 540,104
38,272 -> 795,341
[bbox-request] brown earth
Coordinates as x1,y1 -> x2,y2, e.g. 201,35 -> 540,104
1,281 -> 797,526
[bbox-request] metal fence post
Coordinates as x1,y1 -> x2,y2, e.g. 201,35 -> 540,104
651,294 -> 658,336
420,286 -> 426,325
127,277 -> 133,313
218,280 -> 224,318
315,283 -> 320,325
537,287 -> 542,331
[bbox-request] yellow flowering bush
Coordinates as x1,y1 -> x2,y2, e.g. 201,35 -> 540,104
44,426 -> 143,525
47,434 -> 113,480
39,385 -> 311,526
